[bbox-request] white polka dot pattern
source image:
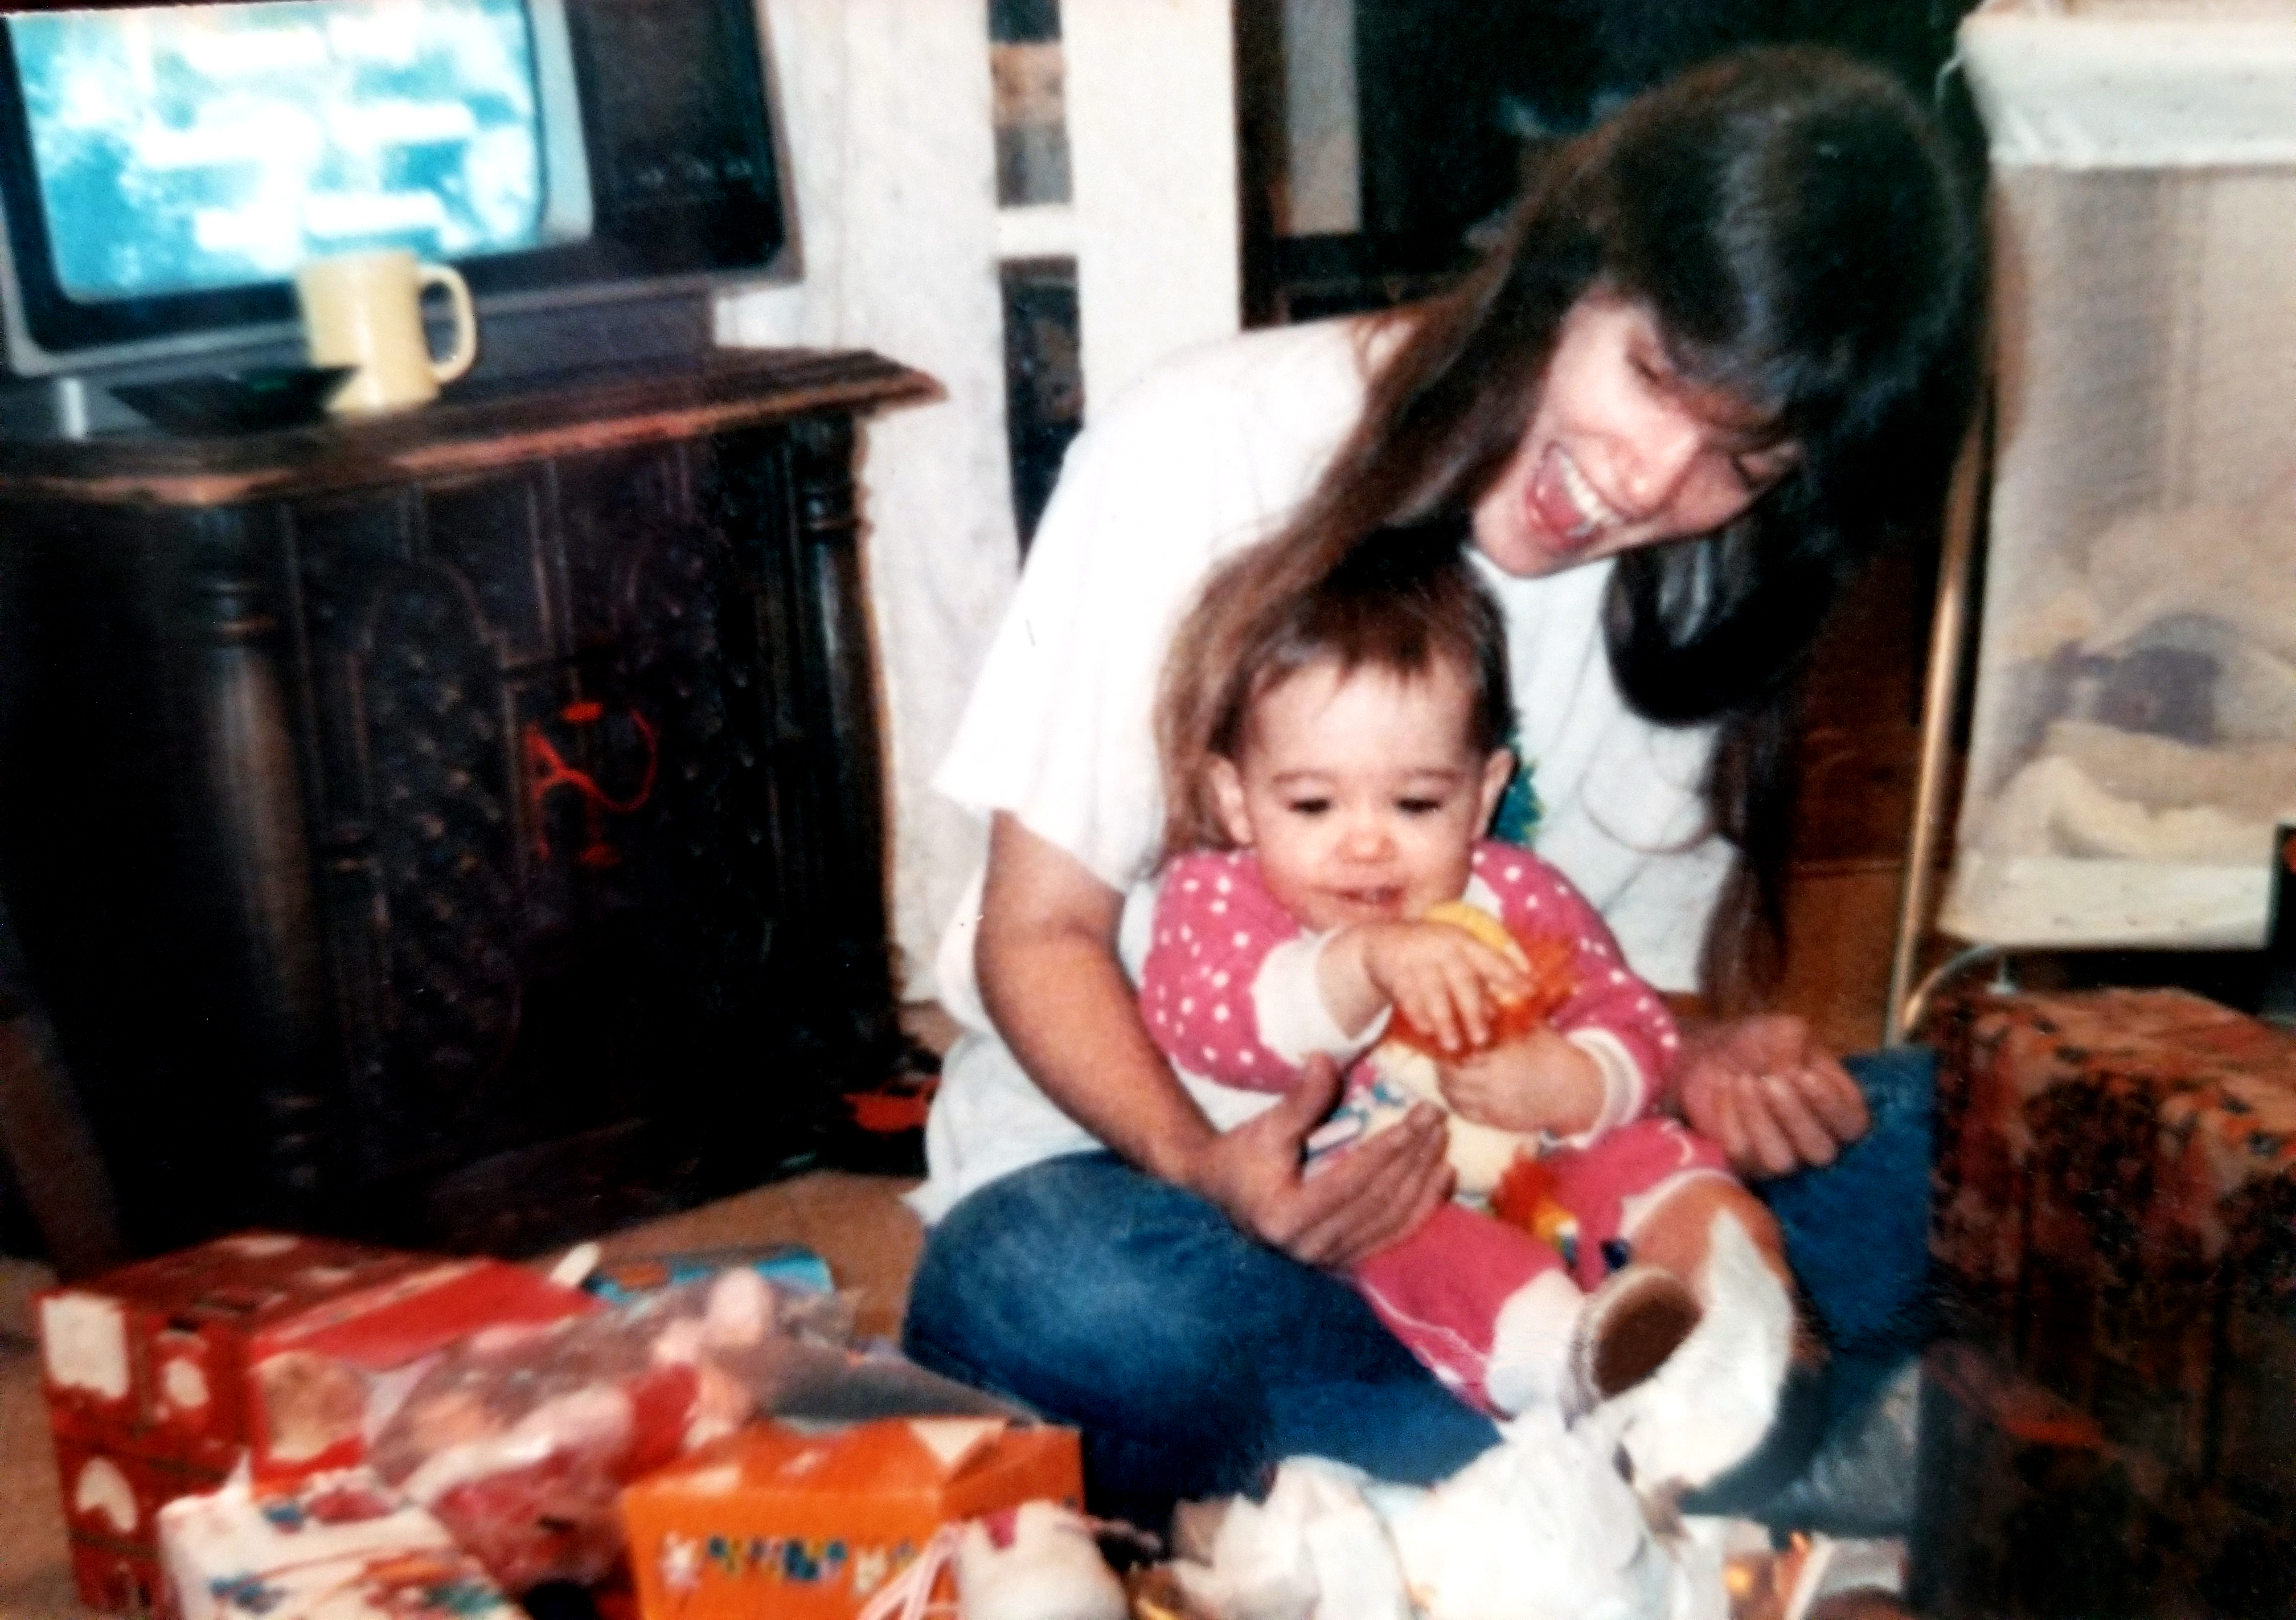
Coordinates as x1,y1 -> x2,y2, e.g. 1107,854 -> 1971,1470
1141,839 -> 1679,1122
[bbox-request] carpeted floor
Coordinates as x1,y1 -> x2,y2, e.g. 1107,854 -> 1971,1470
2,1257 -> 73,1620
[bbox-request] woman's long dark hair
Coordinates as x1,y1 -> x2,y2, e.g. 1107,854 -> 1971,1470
1174,46 -> 1981,1005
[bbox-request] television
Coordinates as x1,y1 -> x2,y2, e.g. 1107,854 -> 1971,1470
0,0 -> 794,437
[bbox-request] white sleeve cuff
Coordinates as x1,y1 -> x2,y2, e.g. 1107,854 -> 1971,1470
1253,931 -> 1391,1065
1550,1028 -> 1645,1148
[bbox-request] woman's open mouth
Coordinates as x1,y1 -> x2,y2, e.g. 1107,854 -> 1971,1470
1527,444 -> 1620,554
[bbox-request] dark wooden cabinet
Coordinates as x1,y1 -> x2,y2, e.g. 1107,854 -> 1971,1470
0,349 -> 936,1256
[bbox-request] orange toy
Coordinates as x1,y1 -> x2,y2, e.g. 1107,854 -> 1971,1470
1388,901 -> 1578,1058
1490,1152 -> 1581,1271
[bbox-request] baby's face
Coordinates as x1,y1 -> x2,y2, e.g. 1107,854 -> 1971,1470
1208,657 -> 1513,932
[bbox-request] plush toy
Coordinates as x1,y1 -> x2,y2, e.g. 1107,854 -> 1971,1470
1367,899 -> 1578,1200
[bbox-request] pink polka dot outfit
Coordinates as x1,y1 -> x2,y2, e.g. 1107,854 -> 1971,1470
1141,839 -> 1729,1416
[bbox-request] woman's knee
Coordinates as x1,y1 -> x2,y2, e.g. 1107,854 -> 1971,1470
903,1156 -> 1290,1413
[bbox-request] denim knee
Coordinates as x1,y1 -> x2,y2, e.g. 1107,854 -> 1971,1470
1762,1044 -> 1937,1355
900,1157 -> 1284,1473
898,1152 -> 1497,1503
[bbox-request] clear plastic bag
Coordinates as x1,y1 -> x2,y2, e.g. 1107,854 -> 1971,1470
364,1268 -> 855,1591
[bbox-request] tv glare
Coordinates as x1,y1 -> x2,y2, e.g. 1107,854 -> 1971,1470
0,0 -> 793,436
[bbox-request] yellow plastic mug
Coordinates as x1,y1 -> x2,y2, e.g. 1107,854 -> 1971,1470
294,248 -> 478,416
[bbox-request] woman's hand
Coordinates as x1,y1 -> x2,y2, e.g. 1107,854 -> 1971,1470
1183,1054 -> 1454,1268
978,815 -> 1449,1269
1434,1027 -> 1602,1137
1672,1013 -> 1869,1176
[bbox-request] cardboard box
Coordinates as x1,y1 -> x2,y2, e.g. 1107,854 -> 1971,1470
159,1467 -> 521,1620
621,1417 -> 1084,1620
38,1232 -> 430,1613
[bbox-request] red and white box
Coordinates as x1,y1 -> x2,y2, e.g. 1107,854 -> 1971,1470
38,1232 -> 428,1470
48,1433 -> 208,1616
37,1232 -> 430,1614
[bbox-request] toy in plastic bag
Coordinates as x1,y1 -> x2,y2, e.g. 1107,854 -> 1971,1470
363,1267 -> 853,1592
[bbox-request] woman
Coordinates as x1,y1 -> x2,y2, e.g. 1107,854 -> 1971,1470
903,45 -> 1980,1519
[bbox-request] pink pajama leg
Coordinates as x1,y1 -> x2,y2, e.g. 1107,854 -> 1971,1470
1350,1203 -> 1579,1417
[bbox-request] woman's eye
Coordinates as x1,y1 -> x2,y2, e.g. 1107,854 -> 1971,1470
1729,443 -> 1800,494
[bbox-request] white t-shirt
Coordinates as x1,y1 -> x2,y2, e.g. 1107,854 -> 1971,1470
912,318 -> 1732,1221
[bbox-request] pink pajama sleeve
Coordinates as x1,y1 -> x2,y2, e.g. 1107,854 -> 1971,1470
1139,849 -> 1317,1093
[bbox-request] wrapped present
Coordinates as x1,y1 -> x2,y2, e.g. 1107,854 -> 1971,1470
35,1231 -> 434,1613
620,1416 -> 1084,1620
158,1466 -> 520,1620
1921,987 -> 2296,1616
581,1243 -> 836,1307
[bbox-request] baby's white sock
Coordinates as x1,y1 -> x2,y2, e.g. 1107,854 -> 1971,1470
1482,1269 -> 1584,1416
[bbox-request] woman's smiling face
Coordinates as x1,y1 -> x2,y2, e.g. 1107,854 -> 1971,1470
1471,291 -> 1800,578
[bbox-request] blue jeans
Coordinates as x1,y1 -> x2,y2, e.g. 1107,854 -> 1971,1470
901,1046 -> 1937,1519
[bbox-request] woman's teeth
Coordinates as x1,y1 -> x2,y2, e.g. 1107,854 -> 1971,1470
1555,451 -> 1618,539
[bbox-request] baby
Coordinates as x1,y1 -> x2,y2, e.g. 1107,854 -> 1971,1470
1144,525 -> 1794,1488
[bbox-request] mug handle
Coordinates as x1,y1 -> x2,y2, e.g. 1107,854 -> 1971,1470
420,262 -> 479,386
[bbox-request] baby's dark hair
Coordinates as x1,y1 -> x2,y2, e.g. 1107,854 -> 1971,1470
1158,518 -> 1515,858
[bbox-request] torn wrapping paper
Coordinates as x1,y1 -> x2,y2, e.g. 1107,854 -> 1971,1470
1166,1412 -> 1730,1620
247,1257 -> 599,1481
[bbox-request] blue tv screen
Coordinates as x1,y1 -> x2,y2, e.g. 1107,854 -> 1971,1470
10,0 -> 592,304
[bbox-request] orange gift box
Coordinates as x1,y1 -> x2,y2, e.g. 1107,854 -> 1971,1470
621,1417 -> 1083,1620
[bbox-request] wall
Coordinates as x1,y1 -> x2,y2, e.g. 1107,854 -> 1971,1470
718,0 -> 1240,1000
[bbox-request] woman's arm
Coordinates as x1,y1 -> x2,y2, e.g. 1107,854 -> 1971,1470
976,813 -> 1453,1265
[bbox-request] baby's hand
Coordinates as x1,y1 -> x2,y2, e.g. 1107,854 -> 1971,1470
1356,920 -> 1528,1054
1437,1027 -> 1602,1138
